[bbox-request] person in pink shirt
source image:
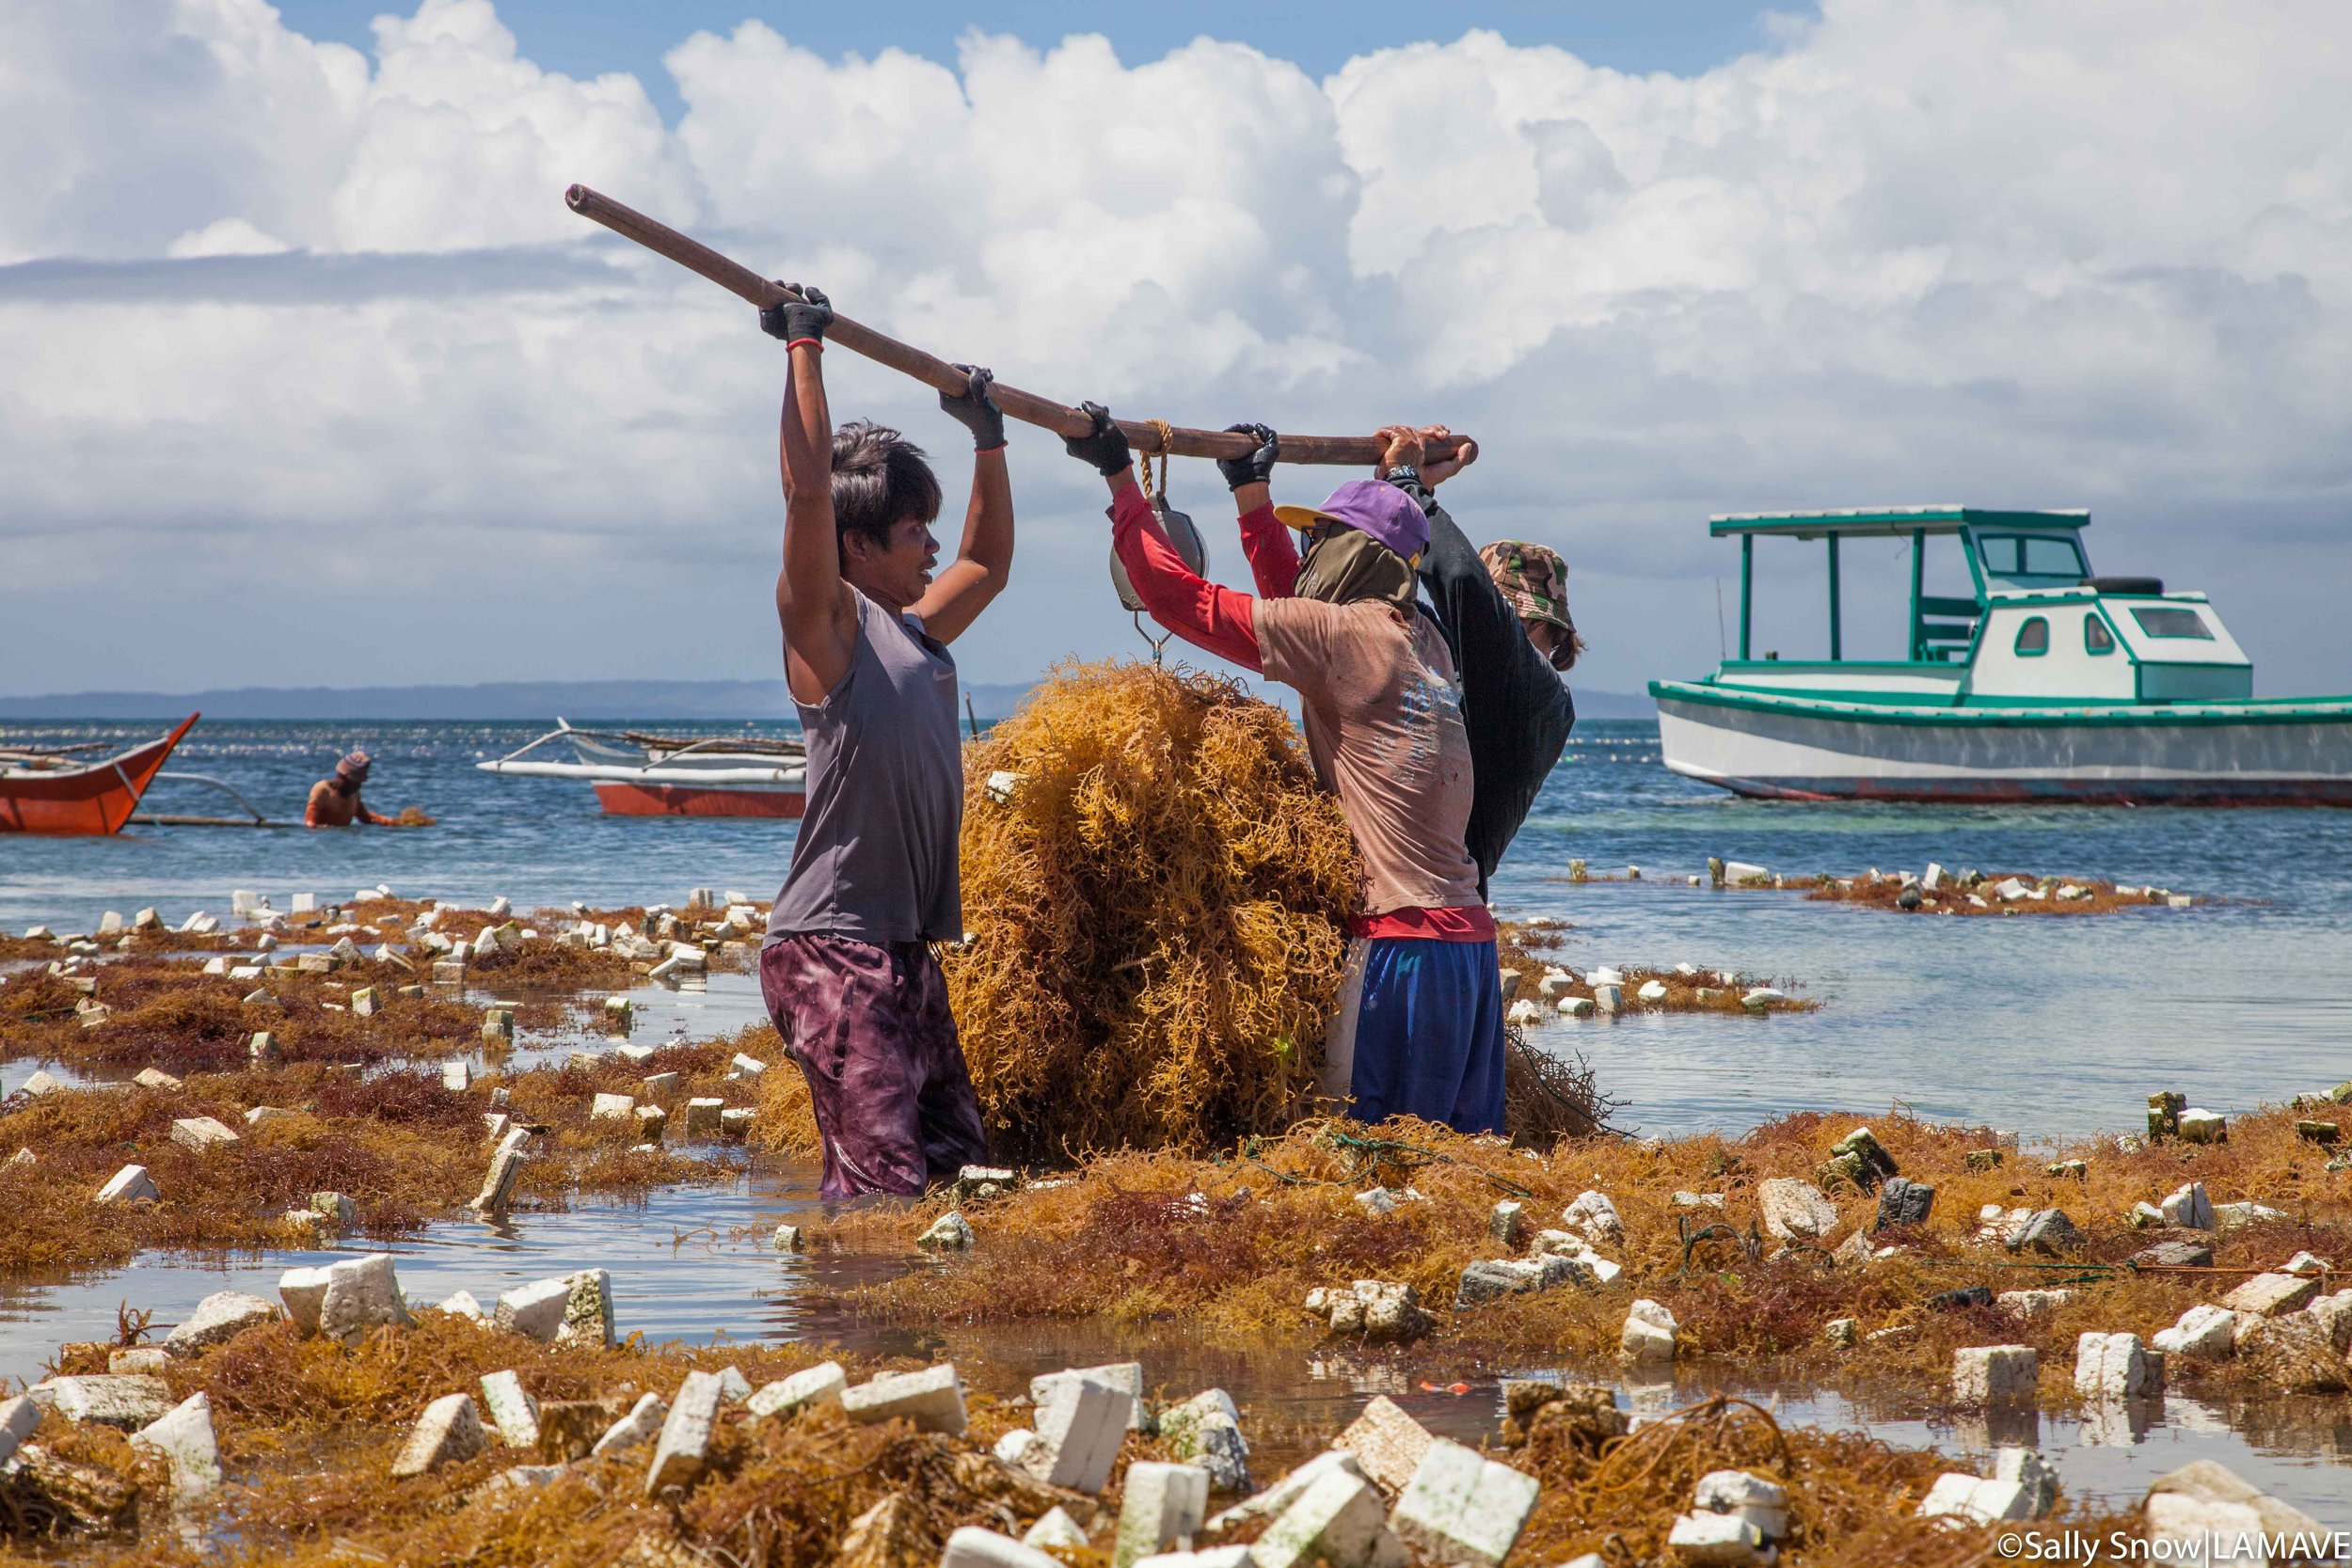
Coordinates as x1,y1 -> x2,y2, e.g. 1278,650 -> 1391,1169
1061,405 -> 1503,1133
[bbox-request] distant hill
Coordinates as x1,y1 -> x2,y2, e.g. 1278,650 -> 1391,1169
0,679 -> 1025,722
0,677 -> 1655,722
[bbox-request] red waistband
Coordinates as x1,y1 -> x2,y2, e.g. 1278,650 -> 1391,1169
1347,905 -> 1497,942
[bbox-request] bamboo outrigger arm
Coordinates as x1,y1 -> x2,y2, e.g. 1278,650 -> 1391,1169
564,184 -> 1467,467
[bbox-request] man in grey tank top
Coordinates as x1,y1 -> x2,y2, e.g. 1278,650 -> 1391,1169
755,285 -> 1012,1199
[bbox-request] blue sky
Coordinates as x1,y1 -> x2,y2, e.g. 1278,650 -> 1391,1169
271,0 -> 1814,119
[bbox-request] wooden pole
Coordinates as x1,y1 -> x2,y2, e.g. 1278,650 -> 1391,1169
564,183 -> 1467,467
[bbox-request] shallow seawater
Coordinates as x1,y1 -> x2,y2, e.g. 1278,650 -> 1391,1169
487,967 -> 775,1069
2,1168 -> 2345,1518
0,955 -> 773,1101
7,717 -> 2352,1520
8,718 -> 2352,1136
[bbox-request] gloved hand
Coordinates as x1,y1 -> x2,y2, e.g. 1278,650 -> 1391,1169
759,283 -> 833,346
1216,422 -> 1279,491
1063,401 -> 1132,474
939,365 -> 1007,451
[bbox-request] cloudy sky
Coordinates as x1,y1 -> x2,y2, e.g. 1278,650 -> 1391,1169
5,0 -> 2351,700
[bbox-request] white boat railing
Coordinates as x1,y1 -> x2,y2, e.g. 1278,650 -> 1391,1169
479,721 -> 805,788
482,759 -> 806,786
482,720 -> 592,768
628,735 -> 802,764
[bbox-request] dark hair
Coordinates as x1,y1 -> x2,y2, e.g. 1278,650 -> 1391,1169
831,420 -> 941,567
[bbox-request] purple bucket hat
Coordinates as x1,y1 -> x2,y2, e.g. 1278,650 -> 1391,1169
1273,480 -> 1429,563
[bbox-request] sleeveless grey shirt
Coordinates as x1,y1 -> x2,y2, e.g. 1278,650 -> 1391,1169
767,588 -> 962,945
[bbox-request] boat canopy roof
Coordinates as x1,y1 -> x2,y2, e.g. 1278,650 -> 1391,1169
1708,506 -> 2090,540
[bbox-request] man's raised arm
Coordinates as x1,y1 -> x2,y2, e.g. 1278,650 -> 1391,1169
1217,421 -> 1300,599
1066,403 -> 1266,672
909,366 -> 1013,645
765,286 -> 858,705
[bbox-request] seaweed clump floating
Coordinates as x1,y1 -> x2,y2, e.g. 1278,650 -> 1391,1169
942,660 -> 1362,1164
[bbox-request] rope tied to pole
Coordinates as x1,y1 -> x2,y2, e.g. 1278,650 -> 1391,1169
1128,418 -> 1199,667
1138,419 -> 1176,501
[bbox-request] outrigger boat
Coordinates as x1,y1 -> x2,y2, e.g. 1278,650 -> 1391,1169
478,721 -> 807,817
0,714 -> 201,834
1650,507 -> 2352,804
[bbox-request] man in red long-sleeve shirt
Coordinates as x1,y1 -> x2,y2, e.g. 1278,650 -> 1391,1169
1061,404 -> 1505,1135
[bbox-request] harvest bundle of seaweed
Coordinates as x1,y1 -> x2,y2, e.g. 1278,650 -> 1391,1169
943,660 -> 1360,1162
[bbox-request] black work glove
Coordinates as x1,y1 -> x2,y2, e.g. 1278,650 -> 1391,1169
759,283 -> 833,345
939,365 -> 1006,451
1216,422 -> 1279,491
1062,401 -> 1131,475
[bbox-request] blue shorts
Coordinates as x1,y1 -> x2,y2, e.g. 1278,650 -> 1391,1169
1342,937 -> 1505,1134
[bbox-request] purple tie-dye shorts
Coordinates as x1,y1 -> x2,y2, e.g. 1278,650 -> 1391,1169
758,932 -> 991,1200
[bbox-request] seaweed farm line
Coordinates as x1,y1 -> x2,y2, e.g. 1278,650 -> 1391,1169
9,719 -> 2352,1136
2,1164 -> 2347,1523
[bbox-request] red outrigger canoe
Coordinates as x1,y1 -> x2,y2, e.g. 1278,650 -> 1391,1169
0,714 -> 199,835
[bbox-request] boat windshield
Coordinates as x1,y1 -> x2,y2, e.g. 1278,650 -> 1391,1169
1975,532 -> 2087,583
2130,606 -> 2215,641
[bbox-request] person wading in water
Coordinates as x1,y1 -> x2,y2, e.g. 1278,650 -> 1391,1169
304,751 -> 405,828
758,285 -> 1014,1198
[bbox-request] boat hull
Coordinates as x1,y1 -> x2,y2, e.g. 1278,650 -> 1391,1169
0,715 -> 199,834
1652,685 -> 2352,805
590,781 -> 806,818
480,754 -> 806,817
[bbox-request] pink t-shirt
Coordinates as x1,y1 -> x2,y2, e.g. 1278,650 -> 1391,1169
1253,596 -> 1483,917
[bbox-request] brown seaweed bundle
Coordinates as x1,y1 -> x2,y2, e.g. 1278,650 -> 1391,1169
943,659 -> 1360,1162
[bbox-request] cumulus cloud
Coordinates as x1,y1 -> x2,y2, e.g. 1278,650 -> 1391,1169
3,0 -> 2351,695
166,219 -> 292,258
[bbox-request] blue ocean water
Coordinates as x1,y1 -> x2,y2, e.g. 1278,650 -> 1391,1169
8,713 -> 2352,1512
7,713 -> 2351,1140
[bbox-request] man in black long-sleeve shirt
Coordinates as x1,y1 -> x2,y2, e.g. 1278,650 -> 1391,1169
1375,425 -> 1579,897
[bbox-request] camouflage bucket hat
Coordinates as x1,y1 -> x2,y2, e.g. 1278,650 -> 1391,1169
1480,540 -> 1575,647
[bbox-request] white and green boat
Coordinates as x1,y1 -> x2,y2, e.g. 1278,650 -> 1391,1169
1649,507 -> 2352,804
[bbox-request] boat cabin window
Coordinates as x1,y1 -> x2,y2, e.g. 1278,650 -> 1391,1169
2084,614 -> 2115,655
2130,606 -> 2214,641
1976,532 -> 2088,583
2014,616 -> 2049,656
